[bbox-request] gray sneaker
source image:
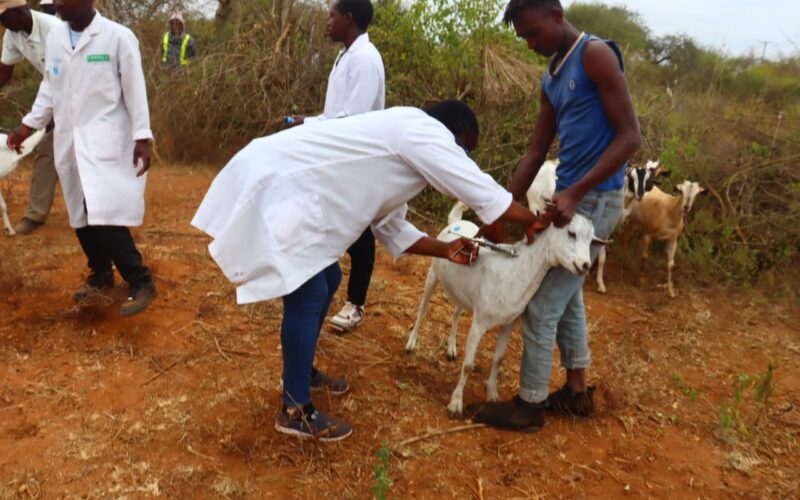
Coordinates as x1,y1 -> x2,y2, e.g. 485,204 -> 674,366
310,368 -> 350,395
14,218 -> 44,236
120,282 -> 157,316
73,272 -> 115,302
274,403 -> 353,442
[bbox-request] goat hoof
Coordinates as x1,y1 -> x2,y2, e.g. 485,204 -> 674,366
597,286 -> 607,294
486,389 -> 500,402
447,408 -> 464,420
447,401 -> 464,419
405,346 -> 415,355
446,353 -> 457,362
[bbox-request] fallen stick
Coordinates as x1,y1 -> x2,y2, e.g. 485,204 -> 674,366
220,347 -> 262,357
142,359 -> 180,386
212,335 -> 231,362
396,423 -> 486,448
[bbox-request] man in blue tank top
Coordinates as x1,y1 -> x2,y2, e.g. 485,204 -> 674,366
469,0 -> 641,431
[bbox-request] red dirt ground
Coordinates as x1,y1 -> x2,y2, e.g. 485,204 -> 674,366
1,162 -> 798,498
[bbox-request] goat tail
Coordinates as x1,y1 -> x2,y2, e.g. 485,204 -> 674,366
447,201 -> 470,224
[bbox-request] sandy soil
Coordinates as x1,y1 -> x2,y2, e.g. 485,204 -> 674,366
0,162 -> 798,498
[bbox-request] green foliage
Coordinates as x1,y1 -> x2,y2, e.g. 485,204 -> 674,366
371,443 -> 393,500
671,374 -> 699,401
718,364 -> 778,436
566,2 -> 650,54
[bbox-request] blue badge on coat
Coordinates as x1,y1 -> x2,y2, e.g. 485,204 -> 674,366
52,60 -> 62,77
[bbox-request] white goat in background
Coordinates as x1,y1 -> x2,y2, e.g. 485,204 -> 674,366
406,205 -> 607,418
627,180 -> 706,298
596,160 -> 663,293
0,130 -> 46,236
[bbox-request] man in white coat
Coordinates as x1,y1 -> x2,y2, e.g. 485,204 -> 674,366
7,0 -> 156,316
193,101 -> 547,441
289,0 -> 384,333
0,0 -> 60,235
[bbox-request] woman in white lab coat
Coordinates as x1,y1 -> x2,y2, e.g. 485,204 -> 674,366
192,101 -> 546,442
7,0 -> 156,316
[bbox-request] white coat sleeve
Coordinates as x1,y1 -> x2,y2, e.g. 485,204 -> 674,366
398,122 -> 513,225
370,204 -> 427,258
0,32 -> 24,66
22,73 -> 54,130
118,29 -> 153,141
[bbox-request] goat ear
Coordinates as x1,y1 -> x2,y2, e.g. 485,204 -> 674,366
591,237 -> 613,246
698,187 -> 708,195
657,168 -> 671,177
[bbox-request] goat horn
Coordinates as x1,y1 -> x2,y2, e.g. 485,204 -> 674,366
591,237 -> 613,245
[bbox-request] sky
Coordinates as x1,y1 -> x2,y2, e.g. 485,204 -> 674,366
561,0 -> 800,59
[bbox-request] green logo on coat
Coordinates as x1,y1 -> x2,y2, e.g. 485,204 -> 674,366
87,54 -> 111,63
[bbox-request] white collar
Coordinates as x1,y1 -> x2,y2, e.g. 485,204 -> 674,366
348,32 -> 369,52
25,11 -> 41,41
551,32 -> 585,77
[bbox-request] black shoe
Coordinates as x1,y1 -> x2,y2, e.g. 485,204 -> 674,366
466,396 -> 545,432
274,403 -> 353,442
73,272 -> 115,302
545,384 -> 595,417
120,282 -> 157,316
310,368 -> 350,395
13,218 -> 44,236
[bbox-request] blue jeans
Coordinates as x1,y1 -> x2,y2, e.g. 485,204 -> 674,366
519,189 -> 624,403
281,263 -> 342,407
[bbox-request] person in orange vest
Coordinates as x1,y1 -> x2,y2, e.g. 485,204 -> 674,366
161,12 -> 196,70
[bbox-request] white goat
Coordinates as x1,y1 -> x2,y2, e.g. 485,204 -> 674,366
0,130 -> 46,235
596,160 -> 663,293
408,159 -> 559,361
526,159 -> 558,215
627,180 -> 706,298
406,207 -> 604,418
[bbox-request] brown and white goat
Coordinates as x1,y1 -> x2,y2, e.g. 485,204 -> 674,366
627,180 -> 706,297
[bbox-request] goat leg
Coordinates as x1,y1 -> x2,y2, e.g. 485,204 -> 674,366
486,322 -> 514,402
448,321 -> 486,419
0,191 -> 15,236
446,306 -> 463,361
406,264 -> 438,354
596,246 -> 607,293
666,238 -> 678,298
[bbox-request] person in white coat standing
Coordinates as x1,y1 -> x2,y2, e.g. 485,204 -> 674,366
7,0 -> 156,316
0,0 -> 60,235
289,0 -> 385,333
193,101 -> 548,441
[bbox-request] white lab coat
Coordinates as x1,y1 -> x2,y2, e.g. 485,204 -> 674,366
22,12 -> 153,229
192,107 -> 512,304
304,33 -> 385,123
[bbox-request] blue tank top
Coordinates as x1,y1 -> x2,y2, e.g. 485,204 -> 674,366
542,34 -> 627,192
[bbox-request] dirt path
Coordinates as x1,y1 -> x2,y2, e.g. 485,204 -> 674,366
1,163 -> 798,498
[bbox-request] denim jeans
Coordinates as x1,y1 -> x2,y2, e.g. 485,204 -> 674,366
518,189 -> 624,403
281,263 -> 342,407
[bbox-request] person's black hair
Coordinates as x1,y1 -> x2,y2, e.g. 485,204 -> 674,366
335,0 -> 374,32
502,0 -> 562,25
424,100 -> 479,140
